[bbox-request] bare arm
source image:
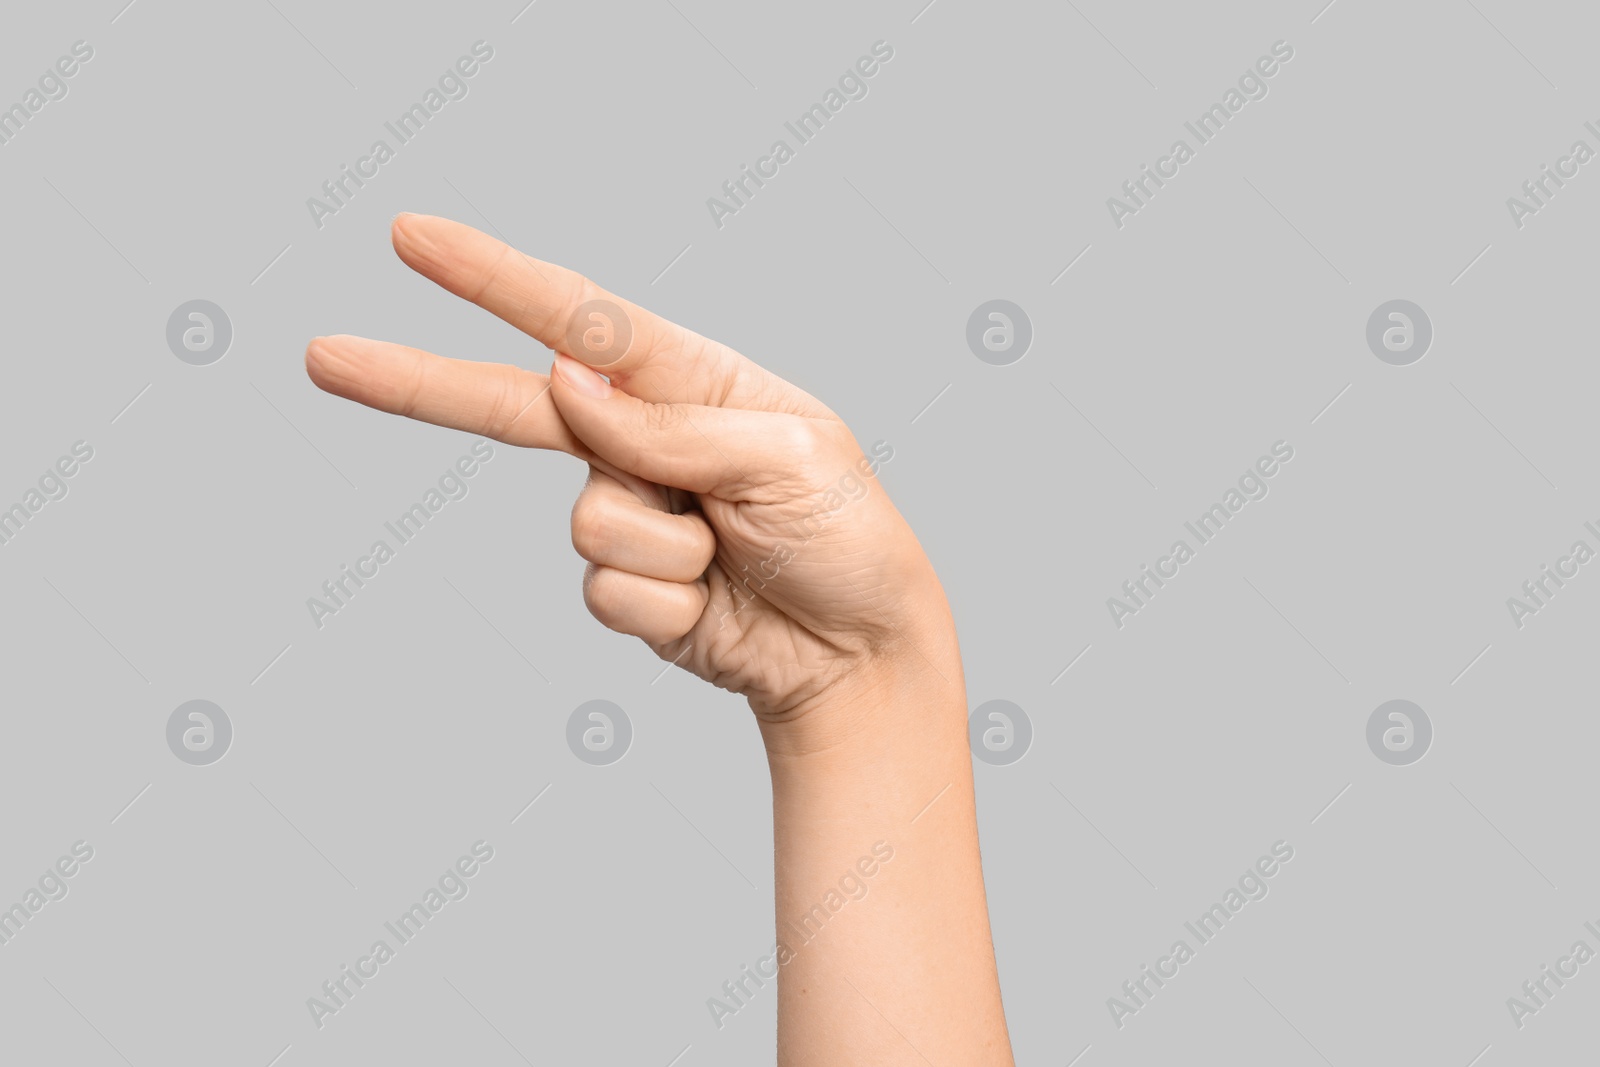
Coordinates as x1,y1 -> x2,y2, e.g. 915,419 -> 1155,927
305,213 -> 1014,1065
763,637 -> 1012,1065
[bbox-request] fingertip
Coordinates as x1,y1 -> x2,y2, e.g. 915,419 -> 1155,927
304,335 -> 333,377
390,211 -> 445,256
393,214 -> 482,288
390,212 -> 417,253
304,335 -> 364,396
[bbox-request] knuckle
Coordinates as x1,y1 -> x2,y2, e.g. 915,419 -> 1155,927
394,353 -> 430,420
643,401 -> 686,437
570,493 -> 609,560
628,403 -> 688,476
581,565 -> 625,630
683,515 -> 718,571
468,241 -> 516,305
480,365 -> 527,439
543,269 -> 598,348
773,418 -> 822,468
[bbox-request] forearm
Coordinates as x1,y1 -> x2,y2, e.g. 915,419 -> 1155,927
308,214 -> 1012,1062
759,621 -> 1014,1066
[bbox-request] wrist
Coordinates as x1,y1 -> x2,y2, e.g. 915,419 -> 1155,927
756,607 -> 968,765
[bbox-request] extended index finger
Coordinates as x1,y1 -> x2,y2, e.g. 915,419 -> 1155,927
390,213 -> 750,407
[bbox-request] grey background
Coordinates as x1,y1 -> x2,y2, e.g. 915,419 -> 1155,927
1,0 -> 1596,1064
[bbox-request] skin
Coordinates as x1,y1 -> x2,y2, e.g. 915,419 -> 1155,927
306,213 -> 1014,1066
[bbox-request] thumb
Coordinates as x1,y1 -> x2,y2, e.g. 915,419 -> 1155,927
549,353 -> 814,498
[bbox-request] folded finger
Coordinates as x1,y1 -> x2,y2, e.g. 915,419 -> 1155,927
551,353 -> 822,498
582,563 -> 708,645
572,468 -> 716,583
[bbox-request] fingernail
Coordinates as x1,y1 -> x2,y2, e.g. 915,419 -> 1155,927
554,353 -> 612,398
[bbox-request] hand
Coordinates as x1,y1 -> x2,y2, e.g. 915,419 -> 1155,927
306,215 -> 1010,1065
305,214 -> 954,727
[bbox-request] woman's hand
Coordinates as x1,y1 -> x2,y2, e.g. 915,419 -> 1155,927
305,214 -> 954,729
306,214 -> 1012,1064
